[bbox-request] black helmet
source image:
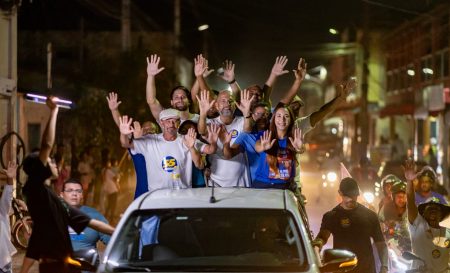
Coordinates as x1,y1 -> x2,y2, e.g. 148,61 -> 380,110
391,181 -> 406,195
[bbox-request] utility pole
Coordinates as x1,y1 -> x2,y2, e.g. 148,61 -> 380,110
47,43 -> 52,90
359,1 -> 370,159
174,0 -> 181,82
121,0 -> 131,52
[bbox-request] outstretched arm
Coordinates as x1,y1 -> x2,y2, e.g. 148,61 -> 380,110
219,60 -> 241,97
106,92 -> 122,128
191,68 -> 214,114
312,229 -> 331,251
119,116 -> 135,149
236,89 -> 255,132
263,56 -> 289,104
88,219 -> 115,235
309,79 -> 356,127
255,130 -> 276,153
146,54 -> 165,120
223,131 -> 241,159
404,159 -> 419,224
39,97 -> 59,164
197,90 -> 215,135
183,128 -> 204,169
279,58 -> 307,104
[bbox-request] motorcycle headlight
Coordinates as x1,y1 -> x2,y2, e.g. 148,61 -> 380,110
363,192 -> 375,204
326,171 -> 338,182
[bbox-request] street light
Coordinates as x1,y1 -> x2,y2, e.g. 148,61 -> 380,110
329,28 -> 339,35
198,24 -> 209,31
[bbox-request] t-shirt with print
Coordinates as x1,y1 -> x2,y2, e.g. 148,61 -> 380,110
254,138 -> 295,185
293,115 -> 314,187
415,192 -> 447,206
208,116 -> 250,187
130,134 -> 206,192
320,204 -> 384,273
23,157 -> 91,260
233,132 -> 263,183
409,214 -> 450,273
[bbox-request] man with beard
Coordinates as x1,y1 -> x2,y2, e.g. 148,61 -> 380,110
146,54 -> 201,123
379,181 -> 411,253
119,109 -> 219,191
313,177 -> 388,273
404,159 -> 450,273
197,90 -> 253,187
414,166 -> 447,205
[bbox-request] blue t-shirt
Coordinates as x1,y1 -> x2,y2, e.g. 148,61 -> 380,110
415,191 -> 447,205
69,206 -> 110,251
233,132 -> 262,182
129,150 -> 148,199
254,138 -> 295,185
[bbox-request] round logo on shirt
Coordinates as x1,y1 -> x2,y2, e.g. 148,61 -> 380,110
445,239 -> 450,248
230,129 -> 239,139
340,217 -> 351,228
432,249 -> 441,259
162,156 -> 178,172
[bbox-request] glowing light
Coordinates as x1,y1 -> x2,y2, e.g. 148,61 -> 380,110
327,172 -> 338,182
422,68 -> 433,75
407,69 -> 415,76
329,28 -> 339,35
198,24 -> 209,31
363,192 -> 375,204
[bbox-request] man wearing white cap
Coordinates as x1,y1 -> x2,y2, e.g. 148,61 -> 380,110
119,109 -> 219,192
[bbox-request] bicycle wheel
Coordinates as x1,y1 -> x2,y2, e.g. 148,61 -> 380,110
12,216 -> 33,249
0,131 -> 26,169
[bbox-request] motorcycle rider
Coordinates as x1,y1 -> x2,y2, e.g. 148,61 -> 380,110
415,166 -> 447,205
378,174 -> 402,211
379,180 -> 411,253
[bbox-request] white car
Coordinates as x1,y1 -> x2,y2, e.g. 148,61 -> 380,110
96,188 -> 356,273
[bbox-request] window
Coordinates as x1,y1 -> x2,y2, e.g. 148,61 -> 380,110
107,209 -> 307,272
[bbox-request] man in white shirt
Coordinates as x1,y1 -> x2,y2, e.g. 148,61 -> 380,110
197,90 -> 253,187
404,159 -> 450,273
0,161 -> 17,273
119,108 -> 219,192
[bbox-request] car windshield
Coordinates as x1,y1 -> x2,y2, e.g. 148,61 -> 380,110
106,208 -> 307,272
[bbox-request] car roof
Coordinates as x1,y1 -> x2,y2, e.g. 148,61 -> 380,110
130,188 -> 292,211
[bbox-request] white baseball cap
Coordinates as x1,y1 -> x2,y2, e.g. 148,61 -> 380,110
159,108 -> 180,121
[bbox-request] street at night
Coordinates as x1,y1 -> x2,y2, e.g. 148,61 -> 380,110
1,1 -> 450,273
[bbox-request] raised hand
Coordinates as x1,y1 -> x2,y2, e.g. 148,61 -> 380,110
293,58 -> 307,81
236,89 -> 255,116
338,78 -> 357,99
46,96 -> 58,110
403,158 -> 418,182
194,54 -> 208,77
146,54 -> 165,76
106,92 -> 122,111
206,123 -> 220,145
119,115 -> 135,136
219,60 -> 236,83
289,128 -> 304,152
183,128 -> 197,149
203,58 -> 214,77
271,56 -> 289,77
5,161 -> 17,179
260,130 -> 276,151
133,121 -> 144,139
196,90 -> 215,115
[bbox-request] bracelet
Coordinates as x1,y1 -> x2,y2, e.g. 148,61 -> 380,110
228,79 -> 236,84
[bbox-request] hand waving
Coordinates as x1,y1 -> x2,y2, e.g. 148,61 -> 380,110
119,116 -> 135,136
196,90 -> 215,115
271,56 -> 289,77
206,124 -> 220,145
236,89 -> 255,117
194,54 -> 208,77
289,128 -> 304,153
403,158 -> 418,182
260,130 -> 276,151
146,54 -> 165,76
220,60 -> 236,83
133,121 -> 144,139
183,128 -> 197,149
106,92 -> 122,111
293,58 -> 307,81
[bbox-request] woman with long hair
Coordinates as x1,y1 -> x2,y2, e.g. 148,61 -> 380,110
253,104 -> 303,189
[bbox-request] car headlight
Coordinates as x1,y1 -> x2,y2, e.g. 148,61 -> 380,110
363,192 -> 375,204
326,171 -> 338,182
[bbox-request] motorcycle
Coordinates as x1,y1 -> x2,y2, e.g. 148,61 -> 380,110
402,251 -> 428,273
10,197 -> 32,249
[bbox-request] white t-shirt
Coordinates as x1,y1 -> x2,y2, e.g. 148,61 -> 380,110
130,134 -> 205,192
293,115 -> 314,186
208,116 -> 250,187
409,214 -> 450,273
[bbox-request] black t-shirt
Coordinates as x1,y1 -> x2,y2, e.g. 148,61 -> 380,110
320,204 -> 384,273
23,157 -> 91,260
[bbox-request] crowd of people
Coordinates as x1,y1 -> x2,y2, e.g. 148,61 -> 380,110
1,52 -> 449,273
